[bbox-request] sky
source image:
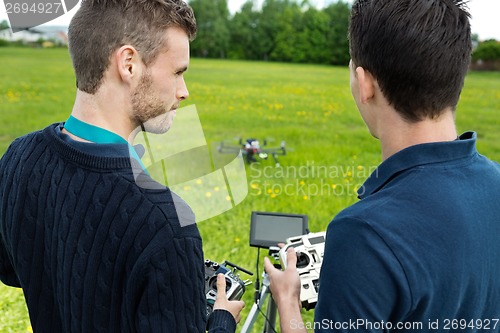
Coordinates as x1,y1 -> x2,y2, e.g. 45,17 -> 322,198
0,0 -> 499,41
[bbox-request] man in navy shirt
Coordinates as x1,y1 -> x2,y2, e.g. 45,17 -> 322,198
0,0 -> 243,332
265,0 -> 500,332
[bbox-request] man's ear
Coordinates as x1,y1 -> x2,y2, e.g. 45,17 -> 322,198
115,45 -> 142,85
355,66 -> 376,104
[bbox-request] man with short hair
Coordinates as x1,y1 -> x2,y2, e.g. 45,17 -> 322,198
0,0 -> 243,332
265,0 -> 500,331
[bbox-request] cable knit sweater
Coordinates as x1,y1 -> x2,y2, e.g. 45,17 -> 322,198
0,123 -> 235,333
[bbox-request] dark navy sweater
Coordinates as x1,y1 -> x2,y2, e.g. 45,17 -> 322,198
0,123 -> 235,332
315,132 -> 500,332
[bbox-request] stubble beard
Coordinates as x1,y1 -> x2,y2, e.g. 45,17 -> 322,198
131,71 -> 173,134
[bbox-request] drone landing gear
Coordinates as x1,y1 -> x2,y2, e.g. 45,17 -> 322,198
271,153 -> 280,167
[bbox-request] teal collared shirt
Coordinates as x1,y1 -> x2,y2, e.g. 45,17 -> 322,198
56,123 -> 146,162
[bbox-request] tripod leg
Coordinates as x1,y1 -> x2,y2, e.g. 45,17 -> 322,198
263,297 -> 278,332
240,284 -> 271,333
240,302 -> 264,333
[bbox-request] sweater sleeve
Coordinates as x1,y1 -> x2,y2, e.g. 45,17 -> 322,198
125,217 -> 236,333
125,234 -> 238,332
0,142 -> 21,288
126,232 -> 206,332
207,309 -> 237,333
314,217 -> 412,332
0,237 -> 20,287
119,187 -> 239,333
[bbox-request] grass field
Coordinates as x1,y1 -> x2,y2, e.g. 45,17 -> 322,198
0,47 -> 499,333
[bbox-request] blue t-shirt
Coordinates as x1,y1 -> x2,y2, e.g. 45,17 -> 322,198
315,132 -> 500,332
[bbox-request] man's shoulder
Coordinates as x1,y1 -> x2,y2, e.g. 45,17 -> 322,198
0,127 -> 53,176
88,173 -> 200,240
2,127 -> 47,155
138,188 -> 200,238
476,152 -> 500,174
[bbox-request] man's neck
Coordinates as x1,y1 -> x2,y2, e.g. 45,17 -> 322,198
379,110 -> 458,161
66,90 -> 137,145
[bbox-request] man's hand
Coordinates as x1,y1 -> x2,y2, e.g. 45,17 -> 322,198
264,247 -> 306,332
213,274 -> 245,323
264,247 -> 301,311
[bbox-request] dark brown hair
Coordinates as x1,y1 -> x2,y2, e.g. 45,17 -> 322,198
349,0 -> 472,122
68,0 -> 197,94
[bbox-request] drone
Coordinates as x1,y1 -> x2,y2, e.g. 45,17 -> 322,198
217,138 -> 288,166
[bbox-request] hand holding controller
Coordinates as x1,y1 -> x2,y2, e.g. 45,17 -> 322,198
278,232 -> 326,310
204,259 -> 249,322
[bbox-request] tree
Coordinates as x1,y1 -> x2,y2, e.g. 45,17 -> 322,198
228,1 -> 260,59
0,20 -> 10,31
255,0 -> 291,61
471,39 -> 500,71
271,2 -> 303,62
323,1 -> 350,65
189,0 -> 231,58
472,40 -> 500,62
299,8 -> 331,64
188,0 -> 352,65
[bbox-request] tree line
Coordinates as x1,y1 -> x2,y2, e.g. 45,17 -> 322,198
188,0 -> 351,66
188,0 -> 500,69
2,1 -> 499,69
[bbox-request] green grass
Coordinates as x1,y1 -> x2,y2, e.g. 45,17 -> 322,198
1,47 -> 499,332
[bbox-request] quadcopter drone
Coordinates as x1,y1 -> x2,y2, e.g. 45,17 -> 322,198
217,138 -> 288,166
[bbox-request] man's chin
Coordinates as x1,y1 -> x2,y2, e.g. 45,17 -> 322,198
142,116 -> 172,134
143,122 -> 172,135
